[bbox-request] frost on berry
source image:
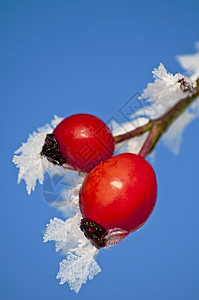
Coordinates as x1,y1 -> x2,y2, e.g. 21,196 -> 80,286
13,114 -> 101,293
43,176 -> 101,293
12,115 -> 63,194
43,214 -> 100,293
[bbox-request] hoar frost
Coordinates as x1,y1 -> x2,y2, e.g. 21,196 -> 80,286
44,214 -> 100,293
13,43 -> 199,293
13,116 -> 101,292
115,62 -> 198,156
139,63 -> 194,115
43,173 -> 101,293
13,115 -> 63,194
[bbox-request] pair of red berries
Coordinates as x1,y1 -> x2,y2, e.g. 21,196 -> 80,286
41,114 -> 158,248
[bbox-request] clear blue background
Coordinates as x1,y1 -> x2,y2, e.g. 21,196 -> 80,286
1,1 -> 199,299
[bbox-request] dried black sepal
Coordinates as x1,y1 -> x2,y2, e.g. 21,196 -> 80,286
40,133 -> 67,165
178,77 -> 194,92
80,218 -> 107,249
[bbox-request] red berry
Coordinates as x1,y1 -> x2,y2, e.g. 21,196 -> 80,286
79,153 -> 157,237
53,114 -> 115,173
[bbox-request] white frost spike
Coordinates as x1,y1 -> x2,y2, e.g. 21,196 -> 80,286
44,214 -> 100,293
177,42 -> 199,80
57,246 -> 100,293
13,115 -> 63,194
139,63 -> 193,116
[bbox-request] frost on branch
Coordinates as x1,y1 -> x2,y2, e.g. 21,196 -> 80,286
12,115 -> 63,194
139,63 -> 194,116
113,60 -> 198,156
44,214 -> 100,293
139,63 -> 199,154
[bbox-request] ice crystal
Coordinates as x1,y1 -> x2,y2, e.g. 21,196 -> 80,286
44,214 -> 100,293
43,177 -> 101,293
13,116 -> 63,194
139,63 -> 194,116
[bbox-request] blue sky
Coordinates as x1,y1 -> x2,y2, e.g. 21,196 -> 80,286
1,0 -> 199,299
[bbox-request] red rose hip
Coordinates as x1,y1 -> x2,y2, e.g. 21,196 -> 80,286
41,114 -> 115,173
79,153 -> 158,248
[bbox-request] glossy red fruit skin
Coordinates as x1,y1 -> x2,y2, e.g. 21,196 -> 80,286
79,153 -> 158,232
53,114 -> 115,173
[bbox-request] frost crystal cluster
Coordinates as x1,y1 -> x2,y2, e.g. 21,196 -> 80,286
113,42 -> 199,156
13,115 -> 63,194
43,214 -> 100,293
13,44 -> 199,293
